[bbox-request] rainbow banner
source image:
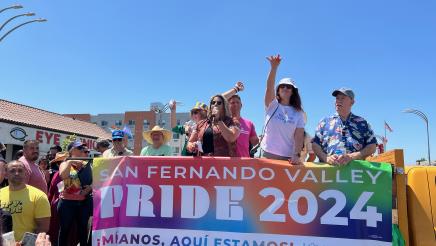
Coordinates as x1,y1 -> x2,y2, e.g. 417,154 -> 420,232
92,157 -> 392,246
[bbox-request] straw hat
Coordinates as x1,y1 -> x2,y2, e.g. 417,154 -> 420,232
49,152 -> 69,164
143,126 -> 172,144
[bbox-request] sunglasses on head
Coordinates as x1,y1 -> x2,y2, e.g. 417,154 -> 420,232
211,100 -> 223,106
113,138 -> 123,142
279,84 -> 293,89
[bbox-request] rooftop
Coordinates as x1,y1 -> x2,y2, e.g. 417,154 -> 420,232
0,99 -> 111,139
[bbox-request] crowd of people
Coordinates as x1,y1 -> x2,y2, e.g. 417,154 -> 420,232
0,54 -> 377,245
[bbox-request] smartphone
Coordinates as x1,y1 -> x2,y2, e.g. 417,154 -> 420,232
2,231 -> 16,246
21,232 -> 37,246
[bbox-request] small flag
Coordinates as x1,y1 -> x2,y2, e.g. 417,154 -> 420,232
122,125 -> 133,139
384,121 -> 393,132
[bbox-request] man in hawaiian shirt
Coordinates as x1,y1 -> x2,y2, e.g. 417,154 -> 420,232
312,87 -> 377,165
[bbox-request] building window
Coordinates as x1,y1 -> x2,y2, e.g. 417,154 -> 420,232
115,120 -> 122,127
173,133 -> 179,139
143,120 -> 150,130
177,119 -> 181,125
101,120 -> 108,126
128,120 -> 135,126
174,147 -> 180,154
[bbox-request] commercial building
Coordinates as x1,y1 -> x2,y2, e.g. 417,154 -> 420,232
65,102 -> 191,155
0,99 -> 111,161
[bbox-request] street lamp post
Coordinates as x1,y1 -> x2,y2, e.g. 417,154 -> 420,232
0,4 -> 23,14
0,12 -> 35,32
403,108 -> 432,165
0,18 -> 46,43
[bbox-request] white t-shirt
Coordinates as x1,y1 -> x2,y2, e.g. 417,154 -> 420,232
261,99 -> 305,157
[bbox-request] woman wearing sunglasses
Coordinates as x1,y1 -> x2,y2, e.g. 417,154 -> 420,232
57,140 -> 93,246
187,94 -> 240,156
261,54 -> 305,164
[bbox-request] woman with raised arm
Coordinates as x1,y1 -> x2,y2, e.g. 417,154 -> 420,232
170,101 -> 208,156
261,54 -> 305,164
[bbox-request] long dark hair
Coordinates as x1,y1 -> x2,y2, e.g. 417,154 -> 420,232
208,94 -> 231,120
276,86 -> 303,111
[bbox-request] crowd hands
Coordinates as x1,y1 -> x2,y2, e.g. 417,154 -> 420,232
0,54 -> 377,245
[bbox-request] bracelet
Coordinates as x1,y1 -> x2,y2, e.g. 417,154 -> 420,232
234,87 -> 239,93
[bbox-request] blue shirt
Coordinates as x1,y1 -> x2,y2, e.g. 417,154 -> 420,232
313,113 -> 377,155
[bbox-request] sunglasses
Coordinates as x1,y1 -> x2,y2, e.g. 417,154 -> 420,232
279,84 -> 293,89
113,138 -> 123,142
211,100 -> 223,106
76,146 -> 86,151
191,110 -> 200,115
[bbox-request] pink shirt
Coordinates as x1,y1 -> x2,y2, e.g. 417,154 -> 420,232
19,156 -> 47,194
236,117 -> 257,157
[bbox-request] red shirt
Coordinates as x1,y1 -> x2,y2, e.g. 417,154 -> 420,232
19,156 -> 47,194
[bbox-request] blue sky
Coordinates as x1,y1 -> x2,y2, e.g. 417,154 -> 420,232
1,0 -> 435,164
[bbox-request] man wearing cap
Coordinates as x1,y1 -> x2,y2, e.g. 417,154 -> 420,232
140,126 -> 173,156
102,130 -> 133,158
18,140 -> 48,193
312,88 -> 377,166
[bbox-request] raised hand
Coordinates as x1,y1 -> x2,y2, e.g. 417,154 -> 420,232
169,99 -> 176,111
266,54 -> 281,68
234,81 -> 244,92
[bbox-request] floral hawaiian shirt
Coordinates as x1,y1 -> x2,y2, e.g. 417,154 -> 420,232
313,113 -> 377,155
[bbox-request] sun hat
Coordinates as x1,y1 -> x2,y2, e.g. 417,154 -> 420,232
49,152 -> 69,164
191,102 -> 208,112
143,126 -> 172,144
275,78 -> 298,92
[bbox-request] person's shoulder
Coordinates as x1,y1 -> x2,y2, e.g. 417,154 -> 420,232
163,145 -> 172,150
240,117 -> 253,125
18,156 -> 29,165
350,113 -> 367,121
26,185 -> 48,198
350,113 -> 370,125
265,98 -> 279,111
197,119 -> 208,126
317,114 -> 335,123
172,125 -> 184,133
102,148 -> 112,157
0,186 -> 8,194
